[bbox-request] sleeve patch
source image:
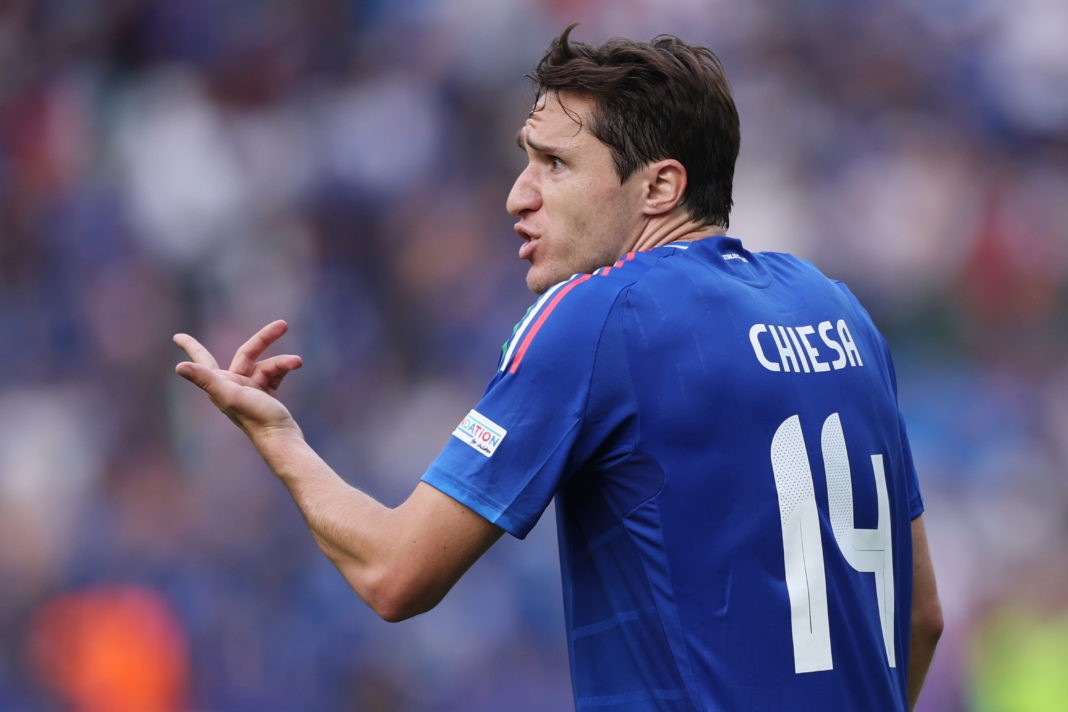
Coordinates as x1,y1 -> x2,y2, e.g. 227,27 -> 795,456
451,409 -> 508,457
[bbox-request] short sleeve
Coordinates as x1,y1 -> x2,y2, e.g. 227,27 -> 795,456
899,413 -> 925,520
421,276 -> 622,538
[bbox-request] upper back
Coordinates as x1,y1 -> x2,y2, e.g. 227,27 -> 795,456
557,236 -> 919,710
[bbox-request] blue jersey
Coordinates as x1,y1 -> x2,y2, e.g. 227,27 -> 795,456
422,236 -> 924,711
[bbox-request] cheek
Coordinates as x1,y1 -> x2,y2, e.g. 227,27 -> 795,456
581,189 -> 634,247
543,178 -> 633,262
560,181 -> 614,233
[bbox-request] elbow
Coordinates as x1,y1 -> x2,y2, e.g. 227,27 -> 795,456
361,566 -> 443,623
372,595 -> 428,624
914,593 -> 945,647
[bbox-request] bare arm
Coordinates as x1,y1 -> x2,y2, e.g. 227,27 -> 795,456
174,320 -> 504,621
907,515 -> 943,709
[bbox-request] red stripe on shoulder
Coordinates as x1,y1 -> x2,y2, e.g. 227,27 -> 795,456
597,251 -> 637,277
508,274 -> 592,374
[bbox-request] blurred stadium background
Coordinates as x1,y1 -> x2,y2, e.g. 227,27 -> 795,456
1,1 -> 1066,710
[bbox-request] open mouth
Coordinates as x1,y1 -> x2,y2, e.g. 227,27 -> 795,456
515,225 -> 539,260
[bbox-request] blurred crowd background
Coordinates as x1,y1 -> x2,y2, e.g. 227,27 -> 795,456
1,0 -> 1066,710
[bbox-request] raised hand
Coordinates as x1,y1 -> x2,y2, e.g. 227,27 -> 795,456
174,320 -> 304,440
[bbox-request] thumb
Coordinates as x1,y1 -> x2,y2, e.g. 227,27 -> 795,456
175,361 -> 216,392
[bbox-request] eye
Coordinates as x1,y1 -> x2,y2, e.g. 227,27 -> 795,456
548,156 -> 565,170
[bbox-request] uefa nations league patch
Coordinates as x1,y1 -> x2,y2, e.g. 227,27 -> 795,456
452,409 -> 507,457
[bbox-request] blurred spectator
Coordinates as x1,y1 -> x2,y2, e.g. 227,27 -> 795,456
25,585 -> 190,712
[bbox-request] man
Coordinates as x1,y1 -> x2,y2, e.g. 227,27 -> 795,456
174,26 -> 942,711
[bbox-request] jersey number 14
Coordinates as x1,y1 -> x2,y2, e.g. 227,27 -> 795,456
770,413 -> 895,674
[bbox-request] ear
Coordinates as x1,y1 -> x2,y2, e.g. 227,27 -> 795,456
640,159 -> 687,216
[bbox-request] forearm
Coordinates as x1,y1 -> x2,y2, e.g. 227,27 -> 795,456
906,623 -> 938,709
247,426 -> 503,622
251,428 -> 396,607
173,323 -> 499,621
907,516 -> 943,709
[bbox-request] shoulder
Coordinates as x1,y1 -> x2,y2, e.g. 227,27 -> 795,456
498,250 -> 666,375
756,248 -> 829,282
759,249 -> 874,312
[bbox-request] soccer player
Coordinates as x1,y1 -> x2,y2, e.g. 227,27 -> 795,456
174,26 -> 942,711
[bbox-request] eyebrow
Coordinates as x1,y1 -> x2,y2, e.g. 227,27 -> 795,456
515,130 -> 559,157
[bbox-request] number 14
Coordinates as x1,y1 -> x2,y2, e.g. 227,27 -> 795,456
771,413 -> 895,674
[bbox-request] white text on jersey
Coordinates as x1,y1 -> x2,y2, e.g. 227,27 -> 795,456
749,320 -> 864,373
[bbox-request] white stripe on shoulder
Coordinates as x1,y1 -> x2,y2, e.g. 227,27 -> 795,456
666,242 -> 691,250
499,278 -> 569,372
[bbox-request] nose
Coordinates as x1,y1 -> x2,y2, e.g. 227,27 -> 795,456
506,165 -> 540,217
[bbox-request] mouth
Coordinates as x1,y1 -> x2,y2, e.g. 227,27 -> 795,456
515,224 -> 539,261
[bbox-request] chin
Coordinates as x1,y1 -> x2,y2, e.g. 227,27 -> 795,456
529,261 -> 589,294
526,276 -> 549,295
525,267 -> 551,295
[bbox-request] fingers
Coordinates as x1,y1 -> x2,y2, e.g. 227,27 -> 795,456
229,320 -> 289,375
174,321 -> 301,396
250,354 -> 303,393
173,333 -> 220,370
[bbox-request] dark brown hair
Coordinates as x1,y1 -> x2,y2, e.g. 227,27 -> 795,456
531,24 -> 740,228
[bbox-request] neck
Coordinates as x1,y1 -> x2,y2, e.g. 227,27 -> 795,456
631,212 -> 725,253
